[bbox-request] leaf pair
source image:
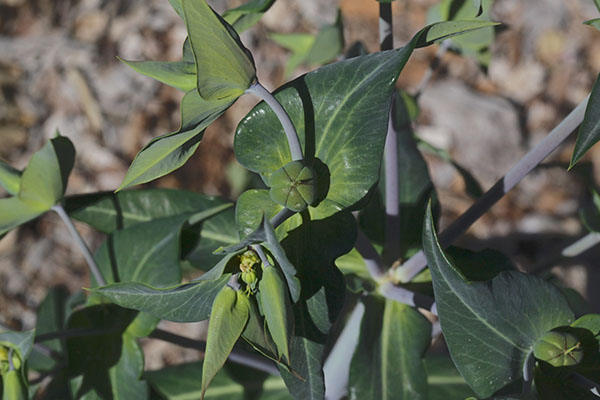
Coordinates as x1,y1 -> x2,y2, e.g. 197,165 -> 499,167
0,135 -> 75,235
119,0 -> 257,190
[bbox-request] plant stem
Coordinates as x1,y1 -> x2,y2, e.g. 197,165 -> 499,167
246,82 -> 304,162
378,282 -> 437,316
522,350 -> 535,395
52,205 -> 106,286
355,228 -> 385,280
252,244 -> 272,267
393,96 -> 590,283
561,231 -> 600,257
323,301 -> 365,400
270,208 -> 295,229
379,0 -> 402,266
149,328 -> 280,376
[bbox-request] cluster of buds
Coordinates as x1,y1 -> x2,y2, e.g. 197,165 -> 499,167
239,249 -> 260,295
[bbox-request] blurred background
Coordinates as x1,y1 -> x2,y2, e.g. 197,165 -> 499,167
1,0 -> 600,369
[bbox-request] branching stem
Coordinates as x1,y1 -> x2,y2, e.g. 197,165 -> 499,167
246,82 -> 304,162
52,205 -> 106,286
393,96 -> 590,282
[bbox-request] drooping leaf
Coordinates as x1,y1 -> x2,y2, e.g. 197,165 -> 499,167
236,20 -> 498,221
259,266 -> 294,362
202,287 -> 250,398
118,90 -> 233,190
183,0 -> 256,101
276,212 -> 355,399
93,275 -> 230,323
65,188 -> 230,233
0,160 -> 21,195
422,203 -> 575,398
119,58 -> 196,92
348,296 -> 431,399
145,360 -> 288,399
570,73 -> 600,169
223,0 -> 277,33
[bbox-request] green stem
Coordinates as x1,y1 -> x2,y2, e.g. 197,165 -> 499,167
246,82 -> 304,162
52,205 -> 106,286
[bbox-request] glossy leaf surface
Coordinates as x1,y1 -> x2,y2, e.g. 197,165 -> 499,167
236,21 -> 497,221
348,296 -> 431,399
202,287 -> 250,398
93,275 -> 230,323
423,204 -> 575,397
183,0 -> 256,101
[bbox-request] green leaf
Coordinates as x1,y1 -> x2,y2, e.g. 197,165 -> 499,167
595,0 -> 600,13
223,0 -> 277,33
145,360 -> 288,399
445,247 -> 515,281
259,266 -> 294,362
119,58 -> 196,92
270,33 -> 315,77
569,314 -> 600,384
168,0 -> 183,19
65,304 -> 141,399
570,73 -> 600,168
349,296 -> 431,399
92,214 -> 187,288
276,212 -> 354,399
93,275 -> 230,323
118,90 -> 233,190
202,287 -> 250,398
422,203 -> 575,398
65,188 -> 230,233
359,90 -> 437,259
236,20 -> 496,221
425,355 -> 476,399
0,330 -> 35,365
183,0 -> 256,101
304,10 -> 344,66
28,286 -> 69,372
0,197 -> 45,236
0,160 -> 21,195
108,331 -> 149,400
19,135 -> 75,210
584,18 -> 600,31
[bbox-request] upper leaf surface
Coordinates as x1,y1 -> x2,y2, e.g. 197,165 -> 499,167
119,58 -> 196,92
183,0 -> 256,101
19,136 -> 75,210
0,197 -> 45,236
422,204 -> 574,398
235,20 -> 498,220
570,73 -> 600,168
118,90 -> 233,190
0,160 -> 21,196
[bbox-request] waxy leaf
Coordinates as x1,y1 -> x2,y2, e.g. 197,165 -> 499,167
0,160 -> 21,195
349,296 -> 431,400
570,73 -> 600,169
422,204 -> 575,398
202,287 -> 250,398
119,58 -> 196,92
118,90 -> 233,190
259,265 -> 294,362
0,136 -> 75,235
93,275 -> 230,322
236,20 -> 498,221
183,0 -> 256,101
223,0 -> 276,33
65,188 -> 230,233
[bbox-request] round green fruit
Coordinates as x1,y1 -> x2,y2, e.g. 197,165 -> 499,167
269,161 -> 317,212
533,331 -> 583,367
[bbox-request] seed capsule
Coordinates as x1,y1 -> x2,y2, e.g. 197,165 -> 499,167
533,331 -> 584,367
